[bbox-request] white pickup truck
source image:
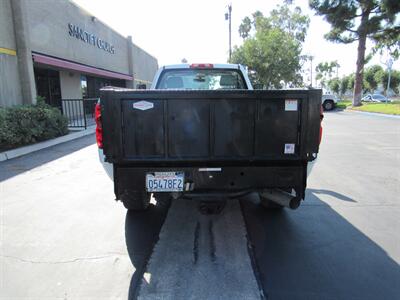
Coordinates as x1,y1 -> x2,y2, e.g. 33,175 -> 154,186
96,63 -> 323,211
321,94 -> 338,111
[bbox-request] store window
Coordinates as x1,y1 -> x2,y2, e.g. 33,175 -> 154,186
34,67 -> 62,109
86,76 -> 126,98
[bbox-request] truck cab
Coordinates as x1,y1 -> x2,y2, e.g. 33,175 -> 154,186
151,63 -> 253,90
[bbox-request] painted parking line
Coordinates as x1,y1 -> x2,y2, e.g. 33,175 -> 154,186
345,109 -> 400,119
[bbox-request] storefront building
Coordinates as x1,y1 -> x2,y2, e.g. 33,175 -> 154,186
0,0 -> 158,108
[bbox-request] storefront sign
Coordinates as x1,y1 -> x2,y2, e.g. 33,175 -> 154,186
68,23 -> 115,54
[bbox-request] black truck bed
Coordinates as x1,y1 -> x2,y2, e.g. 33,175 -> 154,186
100,89 -> 322,165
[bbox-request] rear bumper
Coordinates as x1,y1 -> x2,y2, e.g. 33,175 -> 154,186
98,149 -> 113,180
114,165 -> 308,200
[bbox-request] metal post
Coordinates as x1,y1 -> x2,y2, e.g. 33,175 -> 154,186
310,56 -> 313,87
386,58 -> 393,103
229,5 -> 232,61
83,99 -> 87,129
126,36 -> 134,88
225,4 -> 232,61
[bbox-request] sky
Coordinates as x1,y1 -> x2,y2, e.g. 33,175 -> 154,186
73,0 -> 398,84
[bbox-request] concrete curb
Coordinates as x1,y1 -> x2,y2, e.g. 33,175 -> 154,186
345,109 -> 400,119
0,126 -> 95,162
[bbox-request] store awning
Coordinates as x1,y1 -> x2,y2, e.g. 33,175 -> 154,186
32,53 -> 133,81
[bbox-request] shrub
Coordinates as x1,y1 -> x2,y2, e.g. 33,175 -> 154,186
0,103 -> 68,151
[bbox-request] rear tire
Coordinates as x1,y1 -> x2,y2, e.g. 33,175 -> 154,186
259,193 -> 284,210
121,191 -> 150,211
323,100 -> 334,111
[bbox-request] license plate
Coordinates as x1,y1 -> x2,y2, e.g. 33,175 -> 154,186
146,172 -> 184,192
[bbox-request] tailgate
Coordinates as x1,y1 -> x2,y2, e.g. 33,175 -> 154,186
101,90 -> 321,163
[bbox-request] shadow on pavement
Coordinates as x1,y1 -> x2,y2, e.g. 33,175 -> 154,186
240,193 -> 400,300
0,135 -> 95,182
332,107 -> 346,112
308,188 -> 356,202
125,198 -> 171,300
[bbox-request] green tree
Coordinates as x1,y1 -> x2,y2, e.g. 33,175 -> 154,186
239,17 -> 252,39
267,5 -> 309,42
340,76 -> 350,96
339,73 -> 357,96
328,77 -> 341,95
374,69 -> 400,94
309,0 -> 400,106
315,60 -> 340,88
363,65 -> 383,92
348,73 -> 355,91
231,3 -> 310,88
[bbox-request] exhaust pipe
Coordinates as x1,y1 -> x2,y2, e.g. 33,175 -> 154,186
260,189 -> 301,210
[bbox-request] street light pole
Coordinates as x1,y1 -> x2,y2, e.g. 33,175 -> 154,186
310,56 -> 313,87
380,52 -> 394,103
225,4 -> 232,61
386,58 -> 393,103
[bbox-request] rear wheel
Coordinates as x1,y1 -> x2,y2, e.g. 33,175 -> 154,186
323,100 -> 334,111
121,191 -> 150,211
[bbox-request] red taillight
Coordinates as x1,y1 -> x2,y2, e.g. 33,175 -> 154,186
95,103 -> 103,148
319,105 -> 324,144
190,63 -> 214,68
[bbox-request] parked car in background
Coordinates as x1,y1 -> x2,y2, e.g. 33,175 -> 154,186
362,94 -> 390,102
322,94 -> 338,111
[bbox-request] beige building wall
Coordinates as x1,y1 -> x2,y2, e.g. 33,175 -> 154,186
0,0 -> 17,50
1,0 -> 159,108
60,71 -> 82,99
25,0 -> 130,75
60,70 -> 84,121
132,43 -> 158,88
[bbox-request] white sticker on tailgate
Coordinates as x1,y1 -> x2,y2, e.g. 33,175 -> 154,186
284,143 -> 295,154
133,101 -> 154,111
285,99 -> 297,111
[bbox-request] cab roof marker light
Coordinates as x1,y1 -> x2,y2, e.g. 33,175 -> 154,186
190,63 -> 214,68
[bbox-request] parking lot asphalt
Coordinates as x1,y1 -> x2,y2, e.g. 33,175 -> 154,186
137,199 -> 260,300
1,136 -> 134,299
241,110 -> 400,299
1,110 -> 399,300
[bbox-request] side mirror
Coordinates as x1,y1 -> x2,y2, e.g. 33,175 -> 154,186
136,84 -> 147,89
